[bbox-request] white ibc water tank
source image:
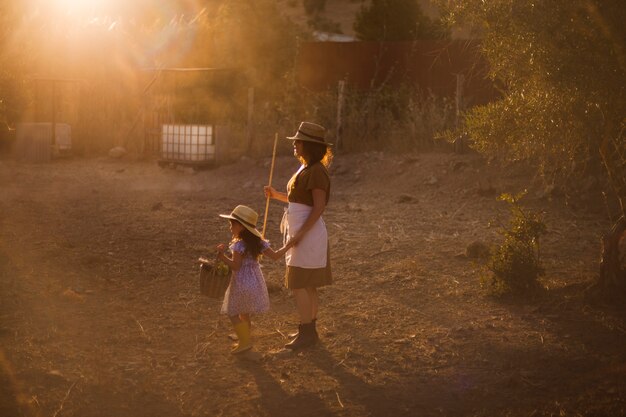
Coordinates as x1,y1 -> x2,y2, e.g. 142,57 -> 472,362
161,124 -> 215,163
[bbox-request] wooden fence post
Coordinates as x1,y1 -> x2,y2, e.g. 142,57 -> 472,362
455,73 -> 465,128
454,74 -> 468,154
336,80 -> 345,150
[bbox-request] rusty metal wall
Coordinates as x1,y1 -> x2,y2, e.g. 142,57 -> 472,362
296,40 -> 498,105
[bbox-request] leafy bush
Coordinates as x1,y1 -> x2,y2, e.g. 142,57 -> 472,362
442,0 -> 626,292
482,192 -> 547,296
442,0 -> 625,211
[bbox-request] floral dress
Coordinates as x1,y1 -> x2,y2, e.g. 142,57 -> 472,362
221,240 -> 271,316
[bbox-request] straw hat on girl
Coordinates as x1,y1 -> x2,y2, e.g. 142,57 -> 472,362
219,205 -> 263,238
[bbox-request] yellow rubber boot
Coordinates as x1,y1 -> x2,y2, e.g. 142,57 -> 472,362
231,321 -> 252,354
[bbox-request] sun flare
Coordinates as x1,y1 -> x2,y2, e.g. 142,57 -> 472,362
46,0 -> 121,17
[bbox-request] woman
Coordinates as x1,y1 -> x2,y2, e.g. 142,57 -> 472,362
264,121 -> 333,349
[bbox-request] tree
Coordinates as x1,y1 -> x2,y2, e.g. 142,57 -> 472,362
442,0 -> 626,294
354,0 -> 443,41
207,0 -> 301,98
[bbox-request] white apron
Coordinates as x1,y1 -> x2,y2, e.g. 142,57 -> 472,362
281,202 -> 328,268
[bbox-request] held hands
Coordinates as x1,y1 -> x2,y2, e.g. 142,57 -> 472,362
265,241 -> 294,260
281,236 -> 299,252
277,242 -> 293,256
288,233 -> 303,247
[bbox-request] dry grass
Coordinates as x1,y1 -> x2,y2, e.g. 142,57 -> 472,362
3,151 -> 624,416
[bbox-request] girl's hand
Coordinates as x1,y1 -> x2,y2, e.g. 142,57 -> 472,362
216,243 -> 226,253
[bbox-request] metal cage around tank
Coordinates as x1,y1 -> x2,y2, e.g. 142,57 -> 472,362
141,67 -> 245,167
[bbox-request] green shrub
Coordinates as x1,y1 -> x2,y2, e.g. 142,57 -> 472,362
482,192 -> 547,296
443,0 -> 625,212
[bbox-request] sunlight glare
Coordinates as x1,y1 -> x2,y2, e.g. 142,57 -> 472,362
47,0 -> 114,17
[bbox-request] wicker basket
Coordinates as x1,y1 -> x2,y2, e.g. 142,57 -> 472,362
199,263 -> 230,298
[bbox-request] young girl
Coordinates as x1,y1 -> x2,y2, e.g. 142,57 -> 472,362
215,205 -> 290,354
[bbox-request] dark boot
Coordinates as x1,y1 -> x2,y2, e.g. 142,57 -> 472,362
311,319 -> 319,342
284,322 -> 316,350
288,318 -> 317,338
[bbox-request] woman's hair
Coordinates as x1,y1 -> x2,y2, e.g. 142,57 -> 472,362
298,140 -> 333,167
231,221 -> 264,260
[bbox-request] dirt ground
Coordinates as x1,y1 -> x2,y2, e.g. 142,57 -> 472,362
1,150 -> 625,417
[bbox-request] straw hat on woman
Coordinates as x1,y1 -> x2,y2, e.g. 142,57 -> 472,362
264,121 -> 333,349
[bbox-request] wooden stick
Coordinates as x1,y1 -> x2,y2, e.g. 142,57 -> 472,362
262,133 -> 278,238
